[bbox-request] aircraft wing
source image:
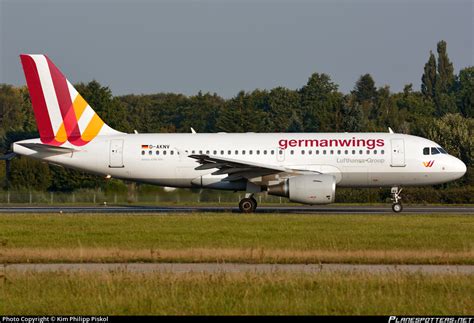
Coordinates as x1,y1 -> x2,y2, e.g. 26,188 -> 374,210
188,154 -> 316,182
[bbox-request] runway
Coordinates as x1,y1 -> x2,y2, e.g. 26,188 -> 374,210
3,263 -> 473,274
0,205 -> 471,214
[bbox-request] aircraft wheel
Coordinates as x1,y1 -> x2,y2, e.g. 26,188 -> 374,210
239,198 -> 257,213
251,197 -> 258,209
392,202 -> 403,213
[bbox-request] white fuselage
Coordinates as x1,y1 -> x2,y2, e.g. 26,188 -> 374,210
13,132 -> 466,191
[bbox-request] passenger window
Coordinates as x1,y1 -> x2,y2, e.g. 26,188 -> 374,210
156,151 -> 159,155
249,150 -> 253,155
344,150 -> 348,155
170,151 -> 174,155
316,150 -> 319,155
290,150 -> 294,155
431,147 -> 440,155
163,150 -> 167,155
301,150 -> 305,155
235,150 -> 239,155
277,150 -> 281,155
423,147 -> 430,155
206,150 -> 210,154
228,150 -> 231,155
337,150 -> 341,155
242,150 -> 246,155
213,150 -> 217,155
220,150 -> 224,155
141,151 -> 145,155
308,150 -> 312,155
359,150 -> 363,155
256,150 -> 260,155
352,150 -> 356,155
367,150 -> 370,155
330,150 -> 334,155
323,150 -> 326,155
373,150 -> 377,154
191,150 -> 195,154
148,150 -> 152,155
263,150 -> 267,155
381,150 -> 384,155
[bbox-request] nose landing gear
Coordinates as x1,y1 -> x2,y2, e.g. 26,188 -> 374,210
391,187 -> 403,213
238,194 -> 258,213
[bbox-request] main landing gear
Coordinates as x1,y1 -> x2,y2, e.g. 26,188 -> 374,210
391,186 -> 403,213
239,194 -> 258,213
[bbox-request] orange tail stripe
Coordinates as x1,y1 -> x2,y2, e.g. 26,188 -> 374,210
55,122 -> 68,143
81,113 -> 104,142
73,94 -> 89,120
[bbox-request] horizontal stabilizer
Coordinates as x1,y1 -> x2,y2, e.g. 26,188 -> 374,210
17,143 -> 77,154
0,152 -> 17,160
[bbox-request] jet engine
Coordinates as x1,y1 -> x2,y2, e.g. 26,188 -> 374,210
267,174 -> 336,205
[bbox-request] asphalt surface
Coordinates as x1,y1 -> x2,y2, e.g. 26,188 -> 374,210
0,205 -> 471,214
3,263 -> 473,274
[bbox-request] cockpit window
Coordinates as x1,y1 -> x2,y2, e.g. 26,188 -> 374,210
438,147 -> 448,154
431,147 -> 440,155
423,147 -> 430,155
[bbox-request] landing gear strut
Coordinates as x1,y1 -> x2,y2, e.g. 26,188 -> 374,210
239,194 -> 258,213
391,187 -> 403,213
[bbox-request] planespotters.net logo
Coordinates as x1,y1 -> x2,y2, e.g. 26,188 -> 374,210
278,137 -> 385,150
388,317 -> 473,323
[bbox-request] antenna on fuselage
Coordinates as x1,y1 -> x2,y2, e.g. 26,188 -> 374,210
191,127 -> 197,134
388,127 -> 394,134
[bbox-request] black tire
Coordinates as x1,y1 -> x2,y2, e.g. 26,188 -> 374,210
392,202 -> 403,213
251,197 -> 258,209
239,198 -> 256,213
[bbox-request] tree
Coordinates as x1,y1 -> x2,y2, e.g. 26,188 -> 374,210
300,73 -> 342,132
341,96 -> 365,132
352,74 -> 377,104
267,87 -> 300,132
454,67 -> 474,118
216,91 -> 267,132
421,51 -> 437,99
0,85 -> 26,136
436,40 -> 455,93
9,157 -> 51,190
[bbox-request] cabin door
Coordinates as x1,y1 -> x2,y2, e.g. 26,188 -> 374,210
109,139 -> 124,168
390,139 -> 406,167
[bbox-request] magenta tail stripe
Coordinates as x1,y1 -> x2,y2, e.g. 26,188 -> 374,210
19,55 -> 57,143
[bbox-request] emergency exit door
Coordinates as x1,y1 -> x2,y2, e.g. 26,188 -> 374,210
390,139 -> 406,167
109,139 -> 124,168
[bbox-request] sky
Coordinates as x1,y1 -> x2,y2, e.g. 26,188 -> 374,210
0,0 -> 472,98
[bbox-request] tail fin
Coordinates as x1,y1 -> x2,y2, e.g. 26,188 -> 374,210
20,54 -> 121,146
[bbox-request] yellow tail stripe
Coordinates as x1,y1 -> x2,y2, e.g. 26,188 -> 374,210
81,113 -> 104,141
73,94 -> 89,120
55,122 -> 67,143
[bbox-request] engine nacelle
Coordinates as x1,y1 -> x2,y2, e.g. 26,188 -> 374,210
267,174 -> 336,205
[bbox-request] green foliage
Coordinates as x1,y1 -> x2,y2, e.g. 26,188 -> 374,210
9,157 -> 51,190
353,74 -> 377,104
455,67 -> 474,118
300,73 -> 342,131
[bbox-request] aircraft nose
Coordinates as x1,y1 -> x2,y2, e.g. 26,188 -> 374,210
452,157 -> 467,179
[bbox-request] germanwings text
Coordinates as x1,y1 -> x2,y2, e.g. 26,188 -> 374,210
278,138 -> 385,150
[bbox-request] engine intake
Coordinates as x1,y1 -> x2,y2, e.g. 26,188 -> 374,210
267,174 -> 336,205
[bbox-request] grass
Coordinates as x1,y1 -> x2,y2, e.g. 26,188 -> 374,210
0,270 -> 472,315
0,213 -> 473,264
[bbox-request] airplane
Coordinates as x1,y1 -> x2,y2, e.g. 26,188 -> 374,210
10,54 -> 467,213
